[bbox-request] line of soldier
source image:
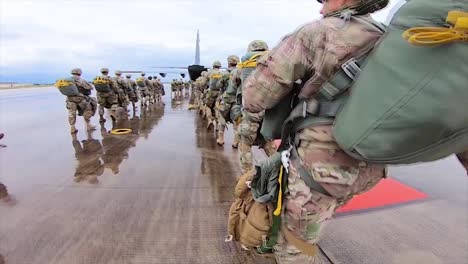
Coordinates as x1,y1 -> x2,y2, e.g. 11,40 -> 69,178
56,68 -> 164,134
170,79 -> 191,98
189,14 -> 468,264
190,40 -> 276,174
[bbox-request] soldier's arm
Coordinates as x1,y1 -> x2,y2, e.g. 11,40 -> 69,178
243,23 -> 322,113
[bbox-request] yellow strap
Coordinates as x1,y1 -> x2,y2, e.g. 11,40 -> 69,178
55,80 -> 73,88
273,165 -> 284,216
403,11 -> 468,46
238,52 -> 267,69
211,73 -> 222,79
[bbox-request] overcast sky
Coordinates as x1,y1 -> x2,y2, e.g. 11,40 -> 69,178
0,0 -> 400,83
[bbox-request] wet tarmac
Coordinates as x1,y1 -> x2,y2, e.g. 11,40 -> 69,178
0,87 -> 467,264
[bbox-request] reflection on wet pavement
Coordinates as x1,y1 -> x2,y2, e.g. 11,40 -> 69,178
0,87 -> 273,264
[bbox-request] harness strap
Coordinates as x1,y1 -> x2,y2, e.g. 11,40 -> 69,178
290,147 -> 331,196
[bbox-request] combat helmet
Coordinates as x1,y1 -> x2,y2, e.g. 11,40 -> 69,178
100,67 -> 110,73
227,55 -> 240,66
115,70 -> 122,76
141,72 -> 146,76
71,68 -> 82,75
317,0 -> 389,15
247,40 -> 269,52
126,74 -> 132,78
212,61 -> 222,68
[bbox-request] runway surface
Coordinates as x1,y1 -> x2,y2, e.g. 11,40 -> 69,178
0,87 -> 466,264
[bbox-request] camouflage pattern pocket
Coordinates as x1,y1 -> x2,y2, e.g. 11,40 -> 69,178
309,163 -> 359,186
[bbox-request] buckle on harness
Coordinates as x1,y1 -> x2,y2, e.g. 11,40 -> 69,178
341,58 -> 361,80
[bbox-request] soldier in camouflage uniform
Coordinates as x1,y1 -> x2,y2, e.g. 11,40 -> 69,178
112,71 -> 130,111
215,55 -> 240,146
139,72 -> 152,107
125,74 -> 139,113
67,68 -> 96,134
243,1 -> 389,263
96,68 -> 119,123
188,71 -> 208,110
238,40 -> 277,174
204,61 -> 224,130
148,76 -> 156,104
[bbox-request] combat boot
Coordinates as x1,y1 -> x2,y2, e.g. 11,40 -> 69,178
216,131 -> 225,146
86,122 -> 96,131
70,125 -> 78,134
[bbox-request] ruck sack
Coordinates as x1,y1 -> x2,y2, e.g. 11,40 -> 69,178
227,170 -> 273,248
92,76 -> 112,92
55,78 -> 80,96
136,77 -> 146,88
333,1 -> 468,164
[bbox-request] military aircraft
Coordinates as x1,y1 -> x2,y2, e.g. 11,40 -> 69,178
121,30 -> 208,81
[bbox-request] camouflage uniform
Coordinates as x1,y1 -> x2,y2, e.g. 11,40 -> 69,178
125,74 -> 139,112
215,55 -> 241,146
243,1 -> 388,263
112,71 -> 130,109
67,68 -> 96,134
153,77 -> 163,102
205,61 -> 223,129
96,68 -> 119,122
189,72 -> 208,110
139,73 -> 152,106
238,40 -> 277,174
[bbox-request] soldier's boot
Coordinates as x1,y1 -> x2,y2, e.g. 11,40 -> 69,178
216,130 -> 225,146
86,122 -> 96,131
70,125 -> 78,134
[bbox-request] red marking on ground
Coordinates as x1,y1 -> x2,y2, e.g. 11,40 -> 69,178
337,178 -> 428,213
273,140 -> 428,213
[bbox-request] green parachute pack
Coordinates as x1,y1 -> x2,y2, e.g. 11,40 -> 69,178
266,0 -> 468,165
55,78 -> 80,96
92,76 -> 112,93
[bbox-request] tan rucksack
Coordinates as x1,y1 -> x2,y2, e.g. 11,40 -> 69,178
227,170 -> 273,248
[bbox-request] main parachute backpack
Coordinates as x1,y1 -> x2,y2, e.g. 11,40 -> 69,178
136,77 -> 146,88
333,2 -> 468,164
92,76 -> 112,93
55,78 -> 80,96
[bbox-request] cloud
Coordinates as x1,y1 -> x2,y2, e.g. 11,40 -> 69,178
0,0 -> 400,83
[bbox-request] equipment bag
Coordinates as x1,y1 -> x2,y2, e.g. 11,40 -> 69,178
136,77 -> 146,88
92,76 -> 112,93
334,1 -> 468,164
55,78 -> 80,96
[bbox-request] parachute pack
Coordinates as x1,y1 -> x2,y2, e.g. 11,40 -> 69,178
55,78 -> 80,96
238,51 -> 267,83
136,77 -> 146,88
269,0 -> 468,165
92,76 -> 112,93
